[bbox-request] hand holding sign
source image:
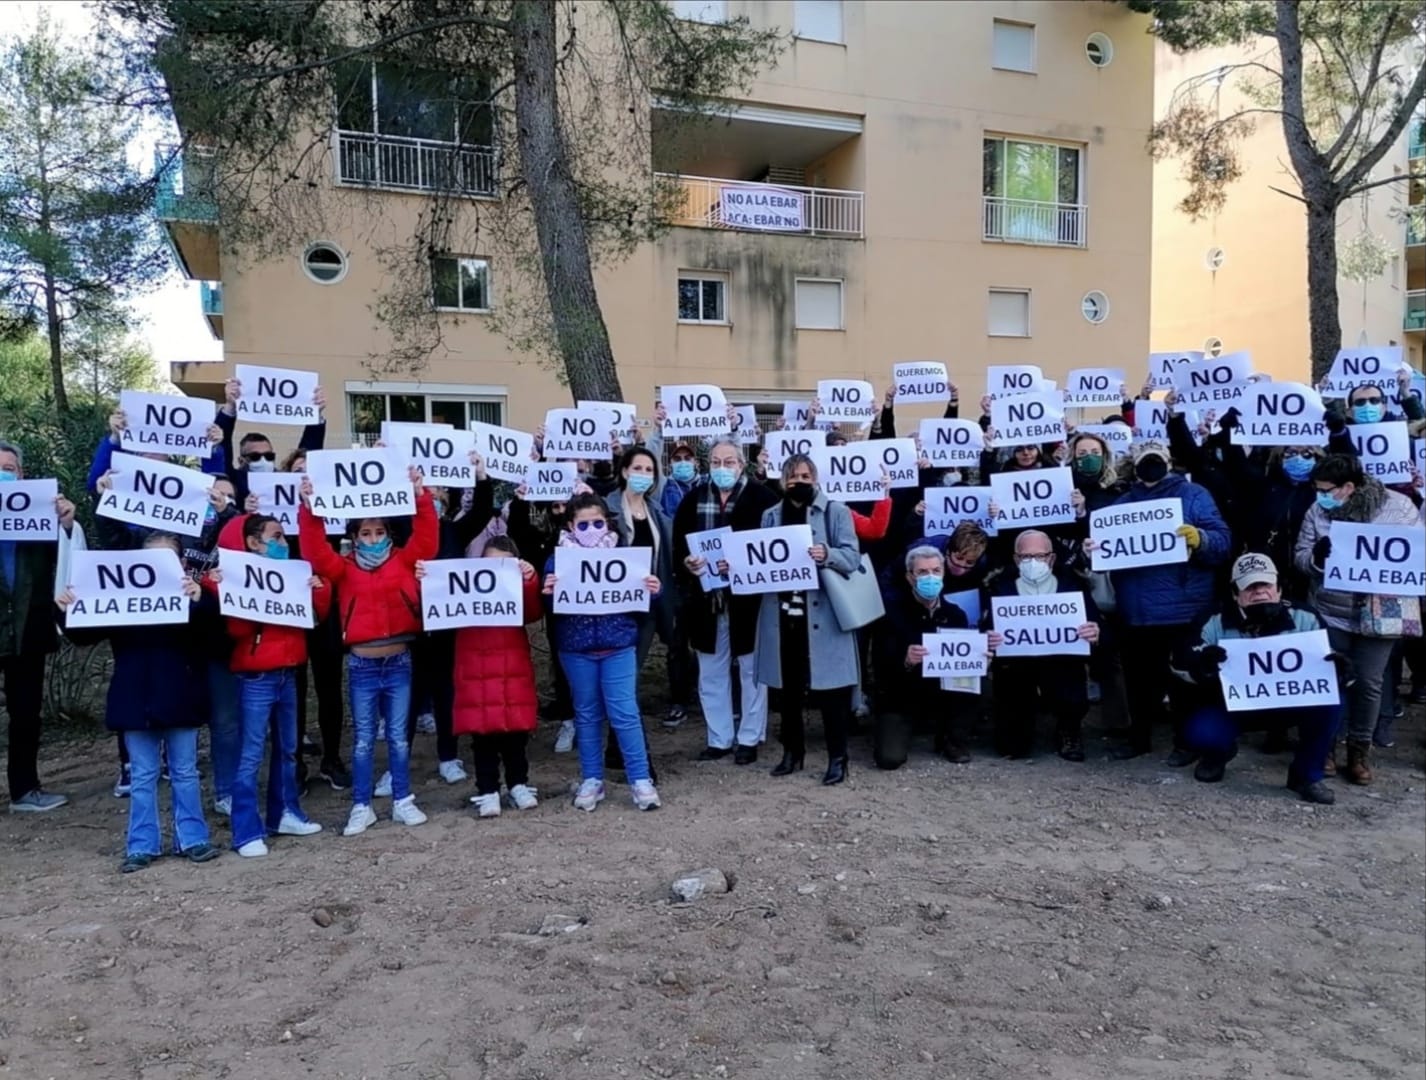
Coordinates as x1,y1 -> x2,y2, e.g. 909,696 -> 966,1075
232,364 -> 322,426
97,453 -> 213,534
119,391 -> 218,457
1219,629 -> 1339,712
304,448 -> 418,517
63,548 -> 190,628
218,549 -> 315,629
0,479 -> 60,542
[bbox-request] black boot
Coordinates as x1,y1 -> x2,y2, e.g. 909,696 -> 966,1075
822,757 -> 848,786
771,751 -> 804,777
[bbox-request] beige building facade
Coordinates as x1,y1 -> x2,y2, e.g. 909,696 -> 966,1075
161,1 -> 1155,444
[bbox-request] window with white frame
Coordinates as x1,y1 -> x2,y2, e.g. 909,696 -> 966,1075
795,278 -> 844,330
796,0 -> 844,43
348,392 -> 503,445
992,20 -> 1035,73
432,256 -> 491,311
983,136 -> 1085,246
678,271 -> 728,323
669,0 -> 727,23
988,289 -> 1031,337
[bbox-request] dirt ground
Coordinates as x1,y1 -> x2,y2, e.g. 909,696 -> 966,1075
2,664 -> 1424,1080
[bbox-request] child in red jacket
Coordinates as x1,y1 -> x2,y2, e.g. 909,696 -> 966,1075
210,513 -> 332,858
298,470 -> 438,837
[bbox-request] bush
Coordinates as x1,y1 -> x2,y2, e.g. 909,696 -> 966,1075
0,397 -> 109,533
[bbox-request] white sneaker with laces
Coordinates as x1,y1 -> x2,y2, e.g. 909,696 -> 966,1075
113,767 -> 132,798
343,804 -> 378,837
374,771 -> 393,798
438,759 -> 468,784
573,778 -> 605,812
237,838 -> 268,858
507,784 -> 539,810
277,812 -> 322,837
553,720 -> 576,754
214,796 -> 232,818
392,795 -> 427,826
414,712 -> 437,735
469,792 -> 501,818
631,779 -> 661,811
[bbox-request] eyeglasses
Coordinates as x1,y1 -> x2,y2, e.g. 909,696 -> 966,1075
575,520 -> 607,532
1017,552 -> 1054,563
243,451 -> 276,462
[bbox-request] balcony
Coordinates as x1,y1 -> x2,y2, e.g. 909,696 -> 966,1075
982,196 -> 1087,248
335,131 -> 498,198
200,281 -> 223,340
154,144 -> 220,279
657,174 -> 864,239
1407,290 -> 1425,333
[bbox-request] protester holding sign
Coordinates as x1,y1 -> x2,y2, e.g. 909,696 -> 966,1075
1295,454 -> 1421,784
753,455 -> 862,785
1172,554 -> 1339,803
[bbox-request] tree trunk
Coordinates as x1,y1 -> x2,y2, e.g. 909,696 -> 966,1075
1305,200 -> 1341,385
42,267 -> 70,413
510,0 -> 623,404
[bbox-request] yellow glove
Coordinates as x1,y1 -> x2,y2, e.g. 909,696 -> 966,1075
1176,524 -> 1202,551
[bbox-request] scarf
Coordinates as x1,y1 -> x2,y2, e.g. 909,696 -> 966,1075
557,527 -> 618,550
694,476 -> 746,534
1328,474 -> 1386,524
354,544 -> 393,571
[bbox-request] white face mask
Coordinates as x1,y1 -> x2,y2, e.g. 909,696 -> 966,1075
1018,557 -> 1053,584
246,459 -> 276,473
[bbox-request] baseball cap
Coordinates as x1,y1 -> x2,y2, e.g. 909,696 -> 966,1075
1132,440 -> 1170,464
1231,552 -> 1278,591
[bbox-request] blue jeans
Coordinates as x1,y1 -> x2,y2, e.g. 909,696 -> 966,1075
1185,702 -> 1339,786
207,660 -> 241,802
561,648 -> 649,783
126,727 -> 209,856
231,668 -> 306,849
349,651 -> 413,806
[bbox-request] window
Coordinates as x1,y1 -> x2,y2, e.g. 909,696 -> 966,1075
348,392 -> 503,444
992,20 -> 1035,73
1205,246 -> 1226,271
795,278 -> 844,330
983,136 -> 1085,245
303,242 -> 348,284
433,256 -> 491,311
988,289 -> 1031,337
1203,337 -> 1224,357
1082,291 -> 1109,324
1085,33 -> 1114,67
795,0 -> 844,43
670,0 -> 726,22
678,271 -> 728,323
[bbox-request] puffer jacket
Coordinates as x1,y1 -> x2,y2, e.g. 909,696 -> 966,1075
451,572 -> 543,736
1109,472 -> 1232,627
1294,476 -> 1420,632
297,494 -> 439,647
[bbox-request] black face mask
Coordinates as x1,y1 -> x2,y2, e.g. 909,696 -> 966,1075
1240,601 -> 1285,629
591,461 -> 613,480
784,482 -> 814,506
1135,457 -> 1169,484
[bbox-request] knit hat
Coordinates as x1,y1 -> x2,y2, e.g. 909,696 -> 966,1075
1132,440 -> 1170,464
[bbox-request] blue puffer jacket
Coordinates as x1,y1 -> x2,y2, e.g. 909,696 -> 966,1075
542,554 -> 640,654
1109,472 -> 1231,627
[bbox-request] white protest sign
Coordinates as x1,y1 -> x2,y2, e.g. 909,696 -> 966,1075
1220,628 -> 1338,713
987,365 -> 1044,400
719,186 -> 804,231
245,472 -> 303,532
686,526 -> 733,592
990,392 -> 1066,446
723,524 -> 818,596
1131,399 -> 1171,444
991,593 -> 1090,657
470,422 -> 536,483
383,422 -> 476,486
119,391 -> 216,458
922,630 -> 989,679
0,479 -> 59,542
305,448 -> 415,517
732,405 -> 761,445
892,362 -> 950,404
64,548 -> 188,628
816,380 -> 877,424
1148,350 -> 1203,391
662,384 -> 729,437
420,557 -> 526,630
990,467 -> 1077,529
1089,498 -> 1187,571
544,408 -> 612,461
944,588 -> 981,628
923,486 -> 997,537
233,363 -> 320,426
218,549 -> 315,629
765,429 -> 826,473
1320,346 -> 1406,399
1348,421 -> 1412,483
96,453 -> 211,535
1231,382 -> 1328,447
1170,351 -> 1254,411
813,438 -> 919,498
1323,523 -> 1426,596
1075,424 -> 1133,460
919,419 -> 983,467
783,401 -> 811,429
524,461 -> 578,502
1063,368 -> 1126,407
576,401 -> 636,439
552,546 -> 652,615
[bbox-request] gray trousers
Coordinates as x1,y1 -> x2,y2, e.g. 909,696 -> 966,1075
1325,628 -> 1398,743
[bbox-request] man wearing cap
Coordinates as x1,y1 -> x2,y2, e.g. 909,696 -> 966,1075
1172,553 -> 1341,804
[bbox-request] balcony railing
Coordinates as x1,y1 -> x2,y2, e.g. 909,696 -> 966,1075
200,281 -> 222,317
1407,290 -> 1425,332
154,144 -> 218,222
336,131 -> 498,198
983,196 -> 1087,248
656,173 -> 864,239
1408,215 -> 1425,247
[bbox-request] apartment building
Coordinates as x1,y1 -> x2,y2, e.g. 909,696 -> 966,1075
1151,41 -> 1425,381
159,0 -> 1155,443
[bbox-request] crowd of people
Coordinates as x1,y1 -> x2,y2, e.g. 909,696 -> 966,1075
1,367 -> 1423,873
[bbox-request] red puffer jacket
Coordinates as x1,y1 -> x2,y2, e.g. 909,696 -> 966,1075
209,514 -> 333,673
452,572 -> 543,736
297,494 -> 439,647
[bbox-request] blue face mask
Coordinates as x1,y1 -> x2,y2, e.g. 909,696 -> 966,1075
671,461 -> 696,483
1282,455 -> 1315,482
264,538 -> 289,560
1315,490 -> 1344,512
1352,403 -> 1384,424
627,473 -> 655,495
357,537 -> 392,558
0,469 -> 17,483
914,574 -> 943,600
711,467 -> 738,490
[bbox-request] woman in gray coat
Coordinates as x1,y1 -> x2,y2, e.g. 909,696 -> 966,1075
755,454 -> 862,784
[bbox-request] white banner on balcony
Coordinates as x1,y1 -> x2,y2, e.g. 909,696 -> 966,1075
719,185 -> 805,232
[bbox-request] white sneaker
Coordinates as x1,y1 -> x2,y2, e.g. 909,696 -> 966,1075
415,712 -> 436,735
277,812 -> 322,837
631,779 -> 661,811
113,766 -> 132,798
573,778 -> 605,812
507,784 -> 539,810
343,804 -> 378,837
438,759 -> 468,784
553,720 -> 576,753
237,839 -> 268,858
392,795 -> 427,826
469,792 -> 501,818
374,771 -> 393,798
214,796 -> 232,818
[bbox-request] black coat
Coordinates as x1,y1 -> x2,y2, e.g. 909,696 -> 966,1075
874,583 -> 969,694
0,540 -> 61,659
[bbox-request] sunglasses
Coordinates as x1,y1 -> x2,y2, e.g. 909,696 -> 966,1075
1353,396 -> 1384,405
243,451 -> 277,462
575,520 -> 607,532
